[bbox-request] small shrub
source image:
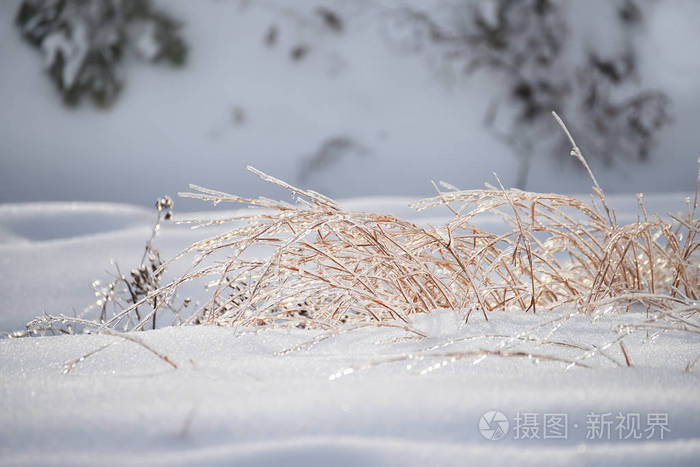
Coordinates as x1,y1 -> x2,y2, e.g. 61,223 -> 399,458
16,0 -> 187,107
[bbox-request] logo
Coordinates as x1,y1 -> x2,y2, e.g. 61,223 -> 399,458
479,410 -> 509,440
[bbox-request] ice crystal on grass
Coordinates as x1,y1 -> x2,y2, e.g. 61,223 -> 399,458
15,117 -> 700,373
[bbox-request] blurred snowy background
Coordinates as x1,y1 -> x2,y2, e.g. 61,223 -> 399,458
1,0 -> 699,211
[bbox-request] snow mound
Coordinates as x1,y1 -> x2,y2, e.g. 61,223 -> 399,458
0,202 -> 153,243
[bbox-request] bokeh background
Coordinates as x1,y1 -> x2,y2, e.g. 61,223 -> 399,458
1,0 -> 699,211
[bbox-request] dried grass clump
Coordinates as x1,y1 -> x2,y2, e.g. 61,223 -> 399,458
168,166 -> 699,329
17,114 -> 700,371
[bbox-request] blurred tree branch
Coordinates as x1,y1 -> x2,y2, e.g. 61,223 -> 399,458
16,0 -> 187,108
381,0 -> 671,188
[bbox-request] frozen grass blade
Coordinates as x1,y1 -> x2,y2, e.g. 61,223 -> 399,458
17,115 -> 699,373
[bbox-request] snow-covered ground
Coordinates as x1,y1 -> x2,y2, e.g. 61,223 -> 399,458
1,197 -> 698,466
2,0 -> 699,464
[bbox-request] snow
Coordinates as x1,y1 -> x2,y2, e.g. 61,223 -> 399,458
1,1 -> 699,210
2,309 -> 699,466
1,1 -> 699,464
132,21 -> 161,62
1,197 -> 699,466
41,26 -> 87,89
